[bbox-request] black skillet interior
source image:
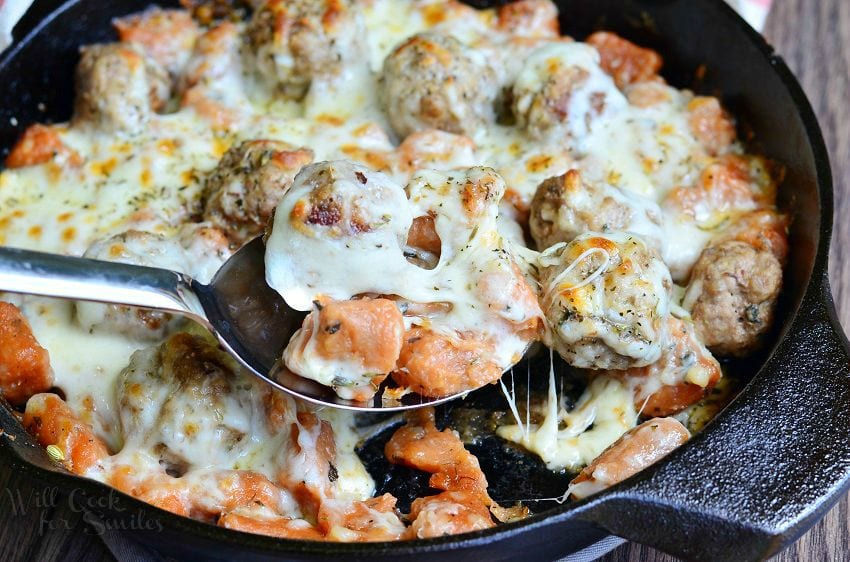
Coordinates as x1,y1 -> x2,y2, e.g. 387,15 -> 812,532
0,0 -> 848,561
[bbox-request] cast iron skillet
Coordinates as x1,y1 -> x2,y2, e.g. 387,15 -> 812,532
0,0 -> 847,560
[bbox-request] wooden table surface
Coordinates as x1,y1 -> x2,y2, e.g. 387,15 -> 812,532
1,0 -> 848,561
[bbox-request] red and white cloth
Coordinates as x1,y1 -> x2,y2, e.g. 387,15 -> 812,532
0,0 -> 32,50
726,0 -> 773,31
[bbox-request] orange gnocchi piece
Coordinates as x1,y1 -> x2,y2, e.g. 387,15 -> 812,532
23,393 -> 108,475
687,96 -> 737,156
0,302 -> 53,405
393,329 -> 502,398
586,31 -> 663,88
6,124 -> 82,169
569,417 -> 690,500
218,511 -> 324,539
385,408 -> 490,499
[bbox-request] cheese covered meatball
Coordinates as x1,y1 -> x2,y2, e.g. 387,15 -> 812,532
179,21 -> 249,127
116,333 -> 266,473
512,42 -> 626,143
265,160 -> 415,311
379,32 -> 497,139
202,140 -> 314,245
529,169 -> 663,251
539,232 -> 672,369
177,222 -> 234,281
76,229 -> 230,340
246,0 -> 363,99
73,43 -> 169,134
76,231 -> 187,340
683,240 -> 782,356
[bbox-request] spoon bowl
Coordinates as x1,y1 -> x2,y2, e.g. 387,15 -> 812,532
0,238 -> 462,411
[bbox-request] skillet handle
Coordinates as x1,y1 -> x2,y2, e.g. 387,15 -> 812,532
572,270 -> 850,561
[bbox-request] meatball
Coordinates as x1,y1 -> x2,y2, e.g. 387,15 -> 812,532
116,333 -> 266,472
76,231 -> 187,340
683,240 -> 782,356
265,160 -> 415,311
245,0 -> 363,99
73,43 -> 169,134
177,222 -> 234,281
512,42 -> 626,143
529,169 -> 663,251
379,32 -> 497,139
76,229 -> 229,339
181,21 -> 243,94
179,22 -> 247,127
539,231 -> 672,370
202,140 -> 314,245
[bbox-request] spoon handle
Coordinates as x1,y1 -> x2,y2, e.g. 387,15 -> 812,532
0,246 -> 208,323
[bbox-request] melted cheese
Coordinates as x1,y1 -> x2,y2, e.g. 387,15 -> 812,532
497,355 -> 637,471
266,162 -> 415,310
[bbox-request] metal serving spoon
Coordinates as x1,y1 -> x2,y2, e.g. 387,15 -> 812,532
0,238 -> 460,411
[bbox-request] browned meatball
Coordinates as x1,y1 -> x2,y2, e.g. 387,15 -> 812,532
379,32 -> 497,139
539,232 -> 672,370
683,240 -> 782,356
202,140 -> 314,245
512,42 -> 625,142
529,169 -> 663,251
245,0 -> 362,99
73,43 -> 169,134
